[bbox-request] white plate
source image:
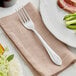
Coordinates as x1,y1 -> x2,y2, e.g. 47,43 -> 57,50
40,0 -> 76,48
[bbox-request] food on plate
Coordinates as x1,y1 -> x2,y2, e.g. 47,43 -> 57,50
0,54 -> 14,76
0,44 -> 4,55
64,0 -> 76,6
57,0 -> 76,30
64,13 -> 76,30
8,58 -> 23,76
0,44 -> 23,76
57,0 -> 76,13
64,13 -> 76,21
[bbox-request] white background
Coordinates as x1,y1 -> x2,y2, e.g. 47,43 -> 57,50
0,0 -> 76,76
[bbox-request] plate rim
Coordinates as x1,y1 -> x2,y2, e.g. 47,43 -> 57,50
40,0 -> 76,48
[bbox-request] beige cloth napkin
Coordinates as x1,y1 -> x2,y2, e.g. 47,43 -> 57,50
0,3 -> 76,76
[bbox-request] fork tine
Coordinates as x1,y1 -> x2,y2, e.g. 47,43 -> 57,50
22,7 -> 31,20
16,7 -> 32,25
18,9 -> 26,22
21,7 -> 29,21
16,9 -> 24,24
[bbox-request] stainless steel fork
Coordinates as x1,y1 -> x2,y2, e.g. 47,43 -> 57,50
17,7 -> 62,66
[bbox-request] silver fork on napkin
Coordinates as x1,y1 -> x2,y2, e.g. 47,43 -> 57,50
16,7 -> 62,66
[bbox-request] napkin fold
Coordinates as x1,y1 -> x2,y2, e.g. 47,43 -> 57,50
0,3 -> 76,76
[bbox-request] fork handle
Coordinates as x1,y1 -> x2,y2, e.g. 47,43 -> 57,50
33,29 -> 62,66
